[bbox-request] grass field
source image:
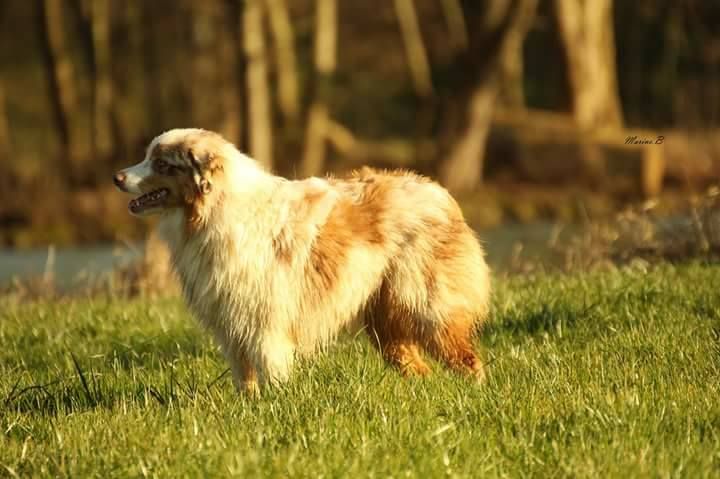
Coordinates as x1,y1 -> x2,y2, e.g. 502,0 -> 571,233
1,263 -> 719,477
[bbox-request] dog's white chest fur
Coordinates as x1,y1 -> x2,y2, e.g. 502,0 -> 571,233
159,206 -> 276,345
158,179 -> 371,360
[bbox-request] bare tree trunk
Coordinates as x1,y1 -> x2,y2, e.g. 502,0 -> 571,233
0,2 -> 8,160
228,0 -> 248,151
554,0 -> 623,130
394,0 -> 433,97
498,0 -> 538,108
243,0 -> 273,168
439,0 -> 537,193
115,0 -> 146,152
439,0 -> 468,51
440,81 -> 498,193
37,0 -> 79,169
265,0 -> 300,122
300,0 -> 337,178
90,0 -> 115,158
217,3 -> 242,143
0,79 -> 10,159
189,0 -> 244,140
141,1 -> 165,132
189,1 -> 219,129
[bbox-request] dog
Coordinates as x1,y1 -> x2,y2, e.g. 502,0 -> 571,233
114,128 -> 491,392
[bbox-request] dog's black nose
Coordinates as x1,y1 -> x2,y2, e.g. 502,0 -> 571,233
113,171 -> 126,187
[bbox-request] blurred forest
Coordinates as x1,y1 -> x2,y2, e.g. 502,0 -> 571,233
0,0 -> 719,248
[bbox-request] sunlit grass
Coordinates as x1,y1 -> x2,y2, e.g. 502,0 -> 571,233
1,263 -> 719,477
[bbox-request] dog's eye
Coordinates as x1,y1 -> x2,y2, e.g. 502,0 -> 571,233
155,159 -> 170,172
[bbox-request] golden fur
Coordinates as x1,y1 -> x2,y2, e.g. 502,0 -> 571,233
114,128 -> 491,392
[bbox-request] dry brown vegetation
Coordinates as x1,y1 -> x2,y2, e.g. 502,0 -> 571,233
560,187 -> 720,271
495,187 -> 720,275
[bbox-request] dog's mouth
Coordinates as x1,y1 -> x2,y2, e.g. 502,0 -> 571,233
129,188 -> 169,214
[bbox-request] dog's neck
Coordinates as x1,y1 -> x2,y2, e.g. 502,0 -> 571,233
159,151 -> 281,250
210,150 -> 281,216
222,150 -> 276,194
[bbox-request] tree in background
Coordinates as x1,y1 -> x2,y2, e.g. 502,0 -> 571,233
498,0 -> 538,108
187,1 -> 243,145
439,0 -> 468,53
300,0 -> 337,177
554,0 -> 623,130
243,0 -> 273,169
552,0 -> 624,186
0,77 -> 10,160
89,0 -> 116,160
37,0 -> 80,172
438,0 -> 539,193
2,0 -> 719,249
266,0 -> 300,124
395,0 -> 433,98
216,1 -> 242,144
10,0 -> 714,192
188,2 -> 220,133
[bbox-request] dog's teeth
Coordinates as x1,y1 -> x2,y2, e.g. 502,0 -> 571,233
131,189 -> 165,210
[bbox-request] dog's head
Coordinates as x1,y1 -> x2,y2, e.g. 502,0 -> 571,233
114,129 -> 234,217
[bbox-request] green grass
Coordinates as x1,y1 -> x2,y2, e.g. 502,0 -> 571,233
1,264 -> 719,478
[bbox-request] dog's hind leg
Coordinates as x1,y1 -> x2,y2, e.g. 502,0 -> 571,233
379,341 -> 431,377
381,233 -> 489,382
365,282 -> 432,376
423,312 -> 486,382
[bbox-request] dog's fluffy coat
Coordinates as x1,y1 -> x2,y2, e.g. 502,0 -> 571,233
115,129 -> 491,391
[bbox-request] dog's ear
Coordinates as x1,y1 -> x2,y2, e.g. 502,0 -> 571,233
187,148 -> 213,195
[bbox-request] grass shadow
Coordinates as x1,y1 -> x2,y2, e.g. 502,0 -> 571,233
105,327 -> 212,369
3,331 -> 227,417
483,298 -> 601,344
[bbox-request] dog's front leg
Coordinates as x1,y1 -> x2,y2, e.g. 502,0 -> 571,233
254,331 -> 296,386
213,332 -> 259,395
229,350 -> 259,395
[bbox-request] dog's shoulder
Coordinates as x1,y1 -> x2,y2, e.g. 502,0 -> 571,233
285,177 -> 338,217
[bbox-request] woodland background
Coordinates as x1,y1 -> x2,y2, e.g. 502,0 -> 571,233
0,0 -> 719,248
